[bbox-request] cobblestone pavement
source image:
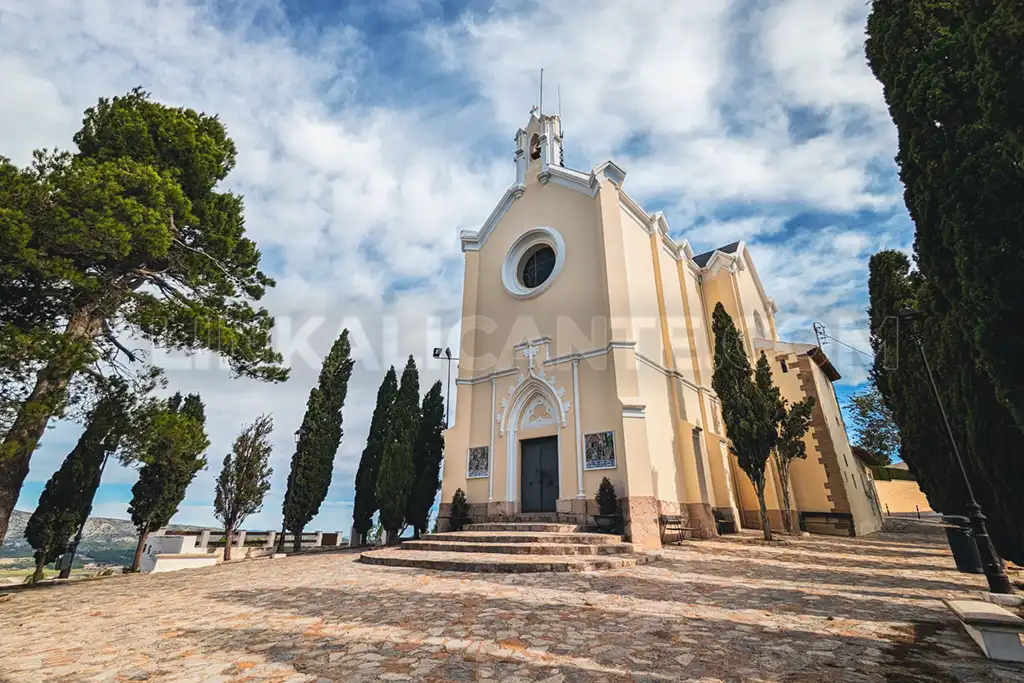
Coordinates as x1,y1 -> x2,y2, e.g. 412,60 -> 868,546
2,531 -> 1022,683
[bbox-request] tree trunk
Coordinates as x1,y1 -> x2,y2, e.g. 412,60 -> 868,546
755,481 -> 773,542
777,463 -> 793,534
31,552 -> 47,584
58,544 -> 74,580
131,529 -> 149,572
292,527 -> 302,553
223,525 -> 234,562
0,308 -> 98,545
276,522 -> 287,553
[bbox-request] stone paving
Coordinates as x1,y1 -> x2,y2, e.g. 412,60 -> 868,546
2,530 -> 1023,682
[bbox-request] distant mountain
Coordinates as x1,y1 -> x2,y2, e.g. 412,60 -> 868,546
1,510 -> 209,565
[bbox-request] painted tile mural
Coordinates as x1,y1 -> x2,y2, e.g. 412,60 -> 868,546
584,431 -> 616,470
467,446 -> 489,478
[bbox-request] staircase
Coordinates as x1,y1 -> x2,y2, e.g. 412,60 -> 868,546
359,522 -> 657,573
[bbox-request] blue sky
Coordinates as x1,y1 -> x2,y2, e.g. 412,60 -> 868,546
1,0 -> 910,532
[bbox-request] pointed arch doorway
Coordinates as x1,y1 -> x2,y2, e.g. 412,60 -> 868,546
520,436 -> 558,513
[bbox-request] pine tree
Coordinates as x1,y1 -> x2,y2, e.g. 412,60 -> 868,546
711,303 -> 777,541
352,367 -> 398,543
846,384 -> 899,465
215,414 -> 274,561
406,381 -> 445,539
282,331 -> 354,552
24,391 -> 128,582
376,356 -> 420,543
772,397 -> 815,534
128,393 -> 209,571
0,89 -> 287,544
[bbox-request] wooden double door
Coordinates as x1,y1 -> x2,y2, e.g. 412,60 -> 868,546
520,436 -> 558,513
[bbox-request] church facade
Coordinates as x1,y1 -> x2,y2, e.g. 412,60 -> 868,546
440,111 -> 883,547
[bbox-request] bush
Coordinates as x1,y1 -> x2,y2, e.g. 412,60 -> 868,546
595,477 -> 618,516
450,489 -> 470,530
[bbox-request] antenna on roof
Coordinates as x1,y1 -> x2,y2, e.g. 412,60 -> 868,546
813,322 -> 826,348
539,68 -> 544,116
557,84 -> 562,119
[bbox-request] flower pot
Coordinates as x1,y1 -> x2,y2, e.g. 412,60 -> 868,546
593,514 -> 618,533
450,516 -> 472,532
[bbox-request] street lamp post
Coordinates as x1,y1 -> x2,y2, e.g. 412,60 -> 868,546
432,347 -> 458,426
898,308 -> 1014,594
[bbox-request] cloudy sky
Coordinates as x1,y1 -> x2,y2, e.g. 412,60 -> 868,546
2,0 -> 911,533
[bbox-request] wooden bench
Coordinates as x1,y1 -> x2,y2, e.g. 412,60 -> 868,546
799,511 -> 856,537
713,508 -> 738,535
943,599 -> 1024,663
659,515 -> 702,544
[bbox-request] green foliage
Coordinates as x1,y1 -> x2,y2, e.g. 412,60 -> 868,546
375,356 -> 420,540
449,489 -> 470,531
772,396 -> 815,533
128,393 -> 209,537
846,384 -> 899,465
367,518 -> 384,545
866,1 -> 1024,563
282,331 -> 354,549
352,367 -> 398,538
775,398 -> 815,467
711,303 -> 777,540
595,477 -> 618,516
870,465 -> 917,482
215,414 -> 273,560
0,88 -> 286,544
24,390 -> 129,579
406,381 -> 445,538
867,251 -> 1024,562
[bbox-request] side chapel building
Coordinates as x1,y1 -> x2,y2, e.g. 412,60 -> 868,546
440,111 -> 883,547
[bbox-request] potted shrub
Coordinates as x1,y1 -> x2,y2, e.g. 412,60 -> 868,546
449,489 -> 471,531
593,477 -> 619,533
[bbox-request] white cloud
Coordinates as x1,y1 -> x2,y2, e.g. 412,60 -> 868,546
5,0 -> 912,530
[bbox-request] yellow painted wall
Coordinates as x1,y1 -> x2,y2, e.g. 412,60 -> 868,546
806,361 -> 883,534
874,480 -> 935,515
620,208 -> 664,364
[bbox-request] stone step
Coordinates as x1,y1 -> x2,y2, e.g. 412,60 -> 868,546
402,540 -> 636,556
463,523 -> 578,533
422,531 -> 623,545
359,548 -> 656,573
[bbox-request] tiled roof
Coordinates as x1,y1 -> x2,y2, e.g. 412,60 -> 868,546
692,241 -> 741,267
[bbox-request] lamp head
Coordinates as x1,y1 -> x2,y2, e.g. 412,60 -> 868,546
432,347 -> 443,359
897,307 -> 921,323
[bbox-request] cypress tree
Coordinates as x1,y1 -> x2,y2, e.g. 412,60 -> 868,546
376,356 -> 420,543
868,251 -> 1024,563
128,393 -> 209,571
866,2 -> 1024,563
710,304 -> 777,541
24,391 -> 127,582
282,330 -> 354,552
406,381 -> 445,539
352,367 -> 398,543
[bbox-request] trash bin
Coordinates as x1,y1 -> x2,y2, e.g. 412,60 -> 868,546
942,515 -> 984,574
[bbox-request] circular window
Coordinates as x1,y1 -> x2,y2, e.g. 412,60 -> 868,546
501,227 -> 566,299
519,245 -> 556,289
